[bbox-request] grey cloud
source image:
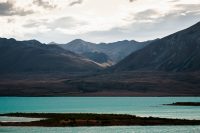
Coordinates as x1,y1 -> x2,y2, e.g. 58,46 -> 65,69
69,0 -> 83,6
68,0 -> 134,6
7,18 -> 15,23
49,17 -> 87,29
168,0 -> 180,2
133,9 -> 159,21
33,0 -> 57,9
129,0 -> 136,2
0,1 -> 33,16
175,4 -> 200,11
23,16 -> 87,30
131,3 -> 200,22
23,20 -> 47,28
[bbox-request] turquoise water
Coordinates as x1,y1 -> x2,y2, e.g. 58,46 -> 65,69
0,97 -> 200,119
0,97 -> 200,132
0,116 -> 44,122
0,126 -> 200,133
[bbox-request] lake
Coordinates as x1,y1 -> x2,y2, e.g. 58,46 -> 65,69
0,126 -> 200,133
0,97 -> 200,132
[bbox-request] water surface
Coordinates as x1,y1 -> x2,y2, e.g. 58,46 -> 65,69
0,116 -> 44,122
0,97 -> 200,119
0,126 -> 200,133
1,97 -> 200,132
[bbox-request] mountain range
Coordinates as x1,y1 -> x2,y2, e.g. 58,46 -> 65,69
0,38 -> 102,74
58,39 -> 150,64
112,22 -> 200,72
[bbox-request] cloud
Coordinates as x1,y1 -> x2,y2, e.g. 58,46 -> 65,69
23,20 -> 46,28
133,9 -> 159,21
7,18 -> 15,23
49,17 -> 87,29
69,0 -> 83,6
129,3 -> 200,23
168,0 -> 180,2
175,4 -> 200,11
23,16 -> 88,33
0,1 -> 33,16
33,0 -> 57,9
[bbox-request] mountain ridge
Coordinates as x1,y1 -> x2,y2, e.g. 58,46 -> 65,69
112,21 -> 200,72
0,38 -> 102,74
58,39 -> 151,63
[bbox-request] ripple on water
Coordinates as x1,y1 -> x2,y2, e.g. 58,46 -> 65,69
0,126 -> 200,133
0,116 -> 44,122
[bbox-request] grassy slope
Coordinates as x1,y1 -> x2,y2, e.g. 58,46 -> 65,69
0,71 -> 200,96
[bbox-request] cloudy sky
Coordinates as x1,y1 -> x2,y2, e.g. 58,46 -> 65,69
0,0 -> 200,43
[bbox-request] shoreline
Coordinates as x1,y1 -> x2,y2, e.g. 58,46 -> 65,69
1,113 -> 200,127
164,102 -> 200,106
